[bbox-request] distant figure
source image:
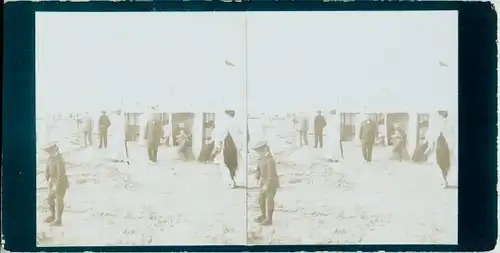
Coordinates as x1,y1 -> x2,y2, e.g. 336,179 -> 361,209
390,125 -> 410,161
81,112 -> 94,148
359,114 -> 377,163
412,123 -> 430,163
162,119 -> 171,146
144,116 -> 164,164
297,113 -> 309,147
176,129 -> 193,161
260,114 -> 272,141
198,121 -> 216,163
253,140 -> 280,226
314,111 -> 327,148
110,110 -> 127,163
324,110 -> 343,162
43,142 -> 69,227
292,114 -> 298,129
76,114 -> 82,129
98,111 -> 111,149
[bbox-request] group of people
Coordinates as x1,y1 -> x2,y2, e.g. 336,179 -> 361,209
293,110 -> 343,162
75,108 -> 175,165
291,110 -> 457,188
40,107 -> 455,229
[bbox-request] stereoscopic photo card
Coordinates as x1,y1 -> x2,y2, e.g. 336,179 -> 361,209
2,1 -> 497,252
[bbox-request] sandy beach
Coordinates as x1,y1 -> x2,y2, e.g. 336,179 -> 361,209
247,119 -> 457,245
36,118 -> 457,246
36,119 -> 246,246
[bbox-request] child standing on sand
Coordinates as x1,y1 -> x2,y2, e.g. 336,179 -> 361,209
252,140 -> 280,226
43,142 -> 69,226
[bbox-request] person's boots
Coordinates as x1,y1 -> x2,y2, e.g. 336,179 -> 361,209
44,204 -> 55,223
254,204 -> 266,223
260,209 -> 274,226
50,201 -> 63,227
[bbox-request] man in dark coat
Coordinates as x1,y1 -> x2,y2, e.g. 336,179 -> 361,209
43,142 -> 69,226
223,110 -> 239,188
98,111 -> 111,149
253,140 -> 280,226
313,111 -> 327,148
359,114 -> 378,163
144,117 -> 164,163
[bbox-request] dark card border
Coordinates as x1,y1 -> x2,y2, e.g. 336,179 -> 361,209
2,1 -> 497,252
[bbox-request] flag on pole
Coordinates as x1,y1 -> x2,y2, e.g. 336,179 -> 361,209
225,60 -> 236,67
439,61 -> 448,67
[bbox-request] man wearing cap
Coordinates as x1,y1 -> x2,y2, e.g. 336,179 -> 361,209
314,110 -> 327,148
359,114 -> 377,163
43,142 -> 69,226
144,115 -> 164,164
98,111 -> 111,149
253,140 -> 280,226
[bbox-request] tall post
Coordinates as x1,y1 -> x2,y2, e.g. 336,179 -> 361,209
243,14 -> 249,188
407,112 -> 418,157
191,112 -> 204,160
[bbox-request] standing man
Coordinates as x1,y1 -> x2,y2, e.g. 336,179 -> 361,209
313,110 -> 327,148
144,116 -> 164,164
43,142 -> 69,226
359,114 -> 377,163
81,112 -> 94,148
297,113 -> 309,147
98,110 -> 111,149
253,140 -> 280,226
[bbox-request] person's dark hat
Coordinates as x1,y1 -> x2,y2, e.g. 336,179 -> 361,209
43,141 -> 58,151
101,110 -> 106,113
252,140 -> 268,150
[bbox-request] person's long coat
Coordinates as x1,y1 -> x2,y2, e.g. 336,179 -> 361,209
426,113 -> 458,186
144,119 -> 164,145
109,114 -> 127,161
219,114 -> 245,186
323,114 -> 343,161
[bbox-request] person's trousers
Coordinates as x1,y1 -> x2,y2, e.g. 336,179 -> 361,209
83,131 -> 92,146
314,131 -> 324,148
299,130 -> 308,146
258,187 -> 278,218
47,187 -> 67,221
147,142 -> 159,162
99,130 -> 108,148
361,141 -> 374,162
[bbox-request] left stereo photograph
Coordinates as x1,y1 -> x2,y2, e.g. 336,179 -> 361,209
35,12 -> 248,246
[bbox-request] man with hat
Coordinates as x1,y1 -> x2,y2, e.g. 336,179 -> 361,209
359,113 -> 378,164
313,110 -> 327,148
98,110 -> 111,149
43,141 -> 69,226
252,140 -> 280,226
144,114 -> 164,164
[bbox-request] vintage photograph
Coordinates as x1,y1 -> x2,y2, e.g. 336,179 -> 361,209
35,12 -> 248,246
245,11 -> 458,244
35,10 -> 459,247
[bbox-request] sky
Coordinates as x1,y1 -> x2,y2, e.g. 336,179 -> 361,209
36,12 -> 246,116
36,11 -> 457,116
247,11 -> 458,114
